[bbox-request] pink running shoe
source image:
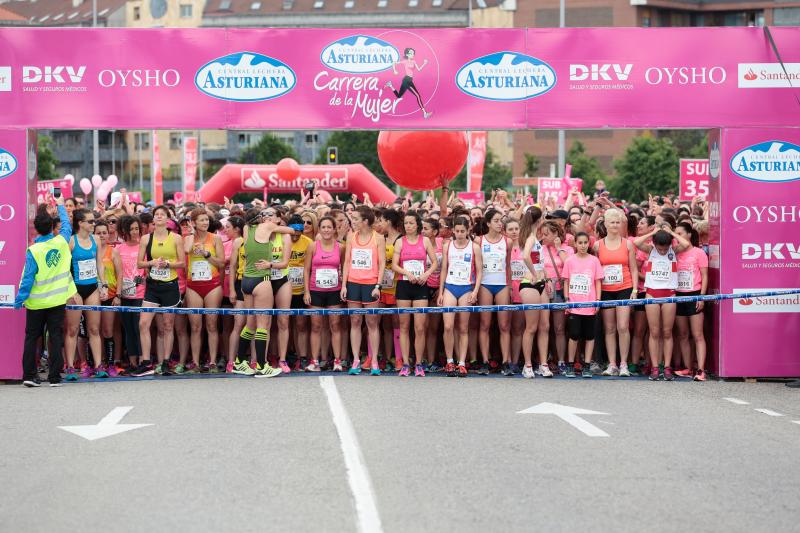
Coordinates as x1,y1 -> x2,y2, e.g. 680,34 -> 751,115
674,368 -> 692,378
279,361 -> 291,374
80,364 -> 94,379
226,361 -> 234,373
414,364 -> 425,377
107,364 -> 119,378
399,365 -> 410,377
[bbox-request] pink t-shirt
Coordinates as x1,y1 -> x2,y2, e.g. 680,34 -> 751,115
402,59 -> 419,77
117,241 -> 145,300
541,243 -> 574,287
561,253 -> 604,316
676,246 -> 708,293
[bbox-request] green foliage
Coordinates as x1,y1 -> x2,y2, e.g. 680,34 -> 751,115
239,134 -> 298,164
316,131 -> 392,187
449,145 -> 511,194
610,136 -> 679,203
37,136 -> 59,181
523,152 -> 540,176
566,140 -> 606,192
658,130 -> 709,159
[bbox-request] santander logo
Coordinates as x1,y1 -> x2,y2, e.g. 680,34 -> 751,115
743,69 -> 757,81
738,298 -> 753,305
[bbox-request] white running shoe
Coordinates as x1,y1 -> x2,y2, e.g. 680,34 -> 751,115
538,364 -> 553,378
618,365 -> 631,377
522,365 -> 535,379
589,362 -> 603,375
602,365 -> 619,376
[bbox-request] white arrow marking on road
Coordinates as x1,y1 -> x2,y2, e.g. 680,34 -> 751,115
793,421 -> 800,425
58,407 -> 153,441
517,402 -> 610,437
723,397 -> 750,405
754,408 -> 784,417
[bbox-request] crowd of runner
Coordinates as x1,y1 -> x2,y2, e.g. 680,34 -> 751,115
21,183 -> 710,383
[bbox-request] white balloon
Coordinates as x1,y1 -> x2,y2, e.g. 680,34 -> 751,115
106,175 -> 118,187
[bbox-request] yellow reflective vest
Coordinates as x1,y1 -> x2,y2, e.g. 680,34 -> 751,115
24,236 -> 77,310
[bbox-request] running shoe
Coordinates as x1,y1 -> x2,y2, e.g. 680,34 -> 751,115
627,363 -> 640,376
428,363 -> 443,373
522,365 -> 535,379
581,366 -> 593,379
255,363 -> 282,378
360,356 -> 372,371
539,364 -> 554,378
80,364 -> 94,379
225,361 -> 234,373
22,378 -> 42,388
232,359 -> 256,376
399,365 -> 411,377
501,363 -> 513,376
371,368 -> 381,376
693,370 -> 707,382
279,361 -> 291,374
107,365 -> 120,378
155,362 -> 173,376
129,362 -> 154,377
510,363 -> 521,375
348,366 -> 362,375
618,365 -> 631,377
457,364 -> 468,377
64,367 -> 79,381
185,363 -> 200,375
649,367 -> 661,381
292,359 -> 303,372
414,364 -> 425,377
249,361 -> 258,370
663,367 -> 675,381
488,360 -> 500,373
173,363 -> 187,375
207,363 -> 220,374
589,362 -> 603,375
94,364 -> 109,379
478,363 -> 490,376
444,362 -> 456,375
305,360 -> 321,372
565,365 -> 576,378
557,361 -> 568,376
320,359 -> 331,371
602,365 -> 619,376
674,368 -> 692,378
332,359 -> 343,372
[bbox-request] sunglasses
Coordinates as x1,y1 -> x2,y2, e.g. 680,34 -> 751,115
84,219 -> 96,224
303,220 -> 312,225
108,219 -> 118,224
264,212 -> 276,217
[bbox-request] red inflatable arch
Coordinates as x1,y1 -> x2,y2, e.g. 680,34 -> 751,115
199,164 -> 396,204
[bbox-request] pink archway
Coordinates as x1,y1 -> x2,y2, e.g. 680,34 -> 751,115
199,164 -> 396,204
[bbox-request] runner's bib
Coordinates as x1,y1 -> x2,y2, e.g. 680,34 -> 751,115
77,259 -> 97,281
150,266 -> 170,281
483,253 -> 503,273
289,266 -> 304,288
380,268 -> 395,289
603,264 -> 623,285
270,268 -> 286,280
315,268 -> 338,289
511,260 -> 527,281
351,248 -> 373,270
677,270 -> 694,291
448,262 -> 471,284
191,260 -> 212,281
569,273 -> 591,296
121,278 -> 136,298
650,260 -> 672,282
404,260 -> 424,278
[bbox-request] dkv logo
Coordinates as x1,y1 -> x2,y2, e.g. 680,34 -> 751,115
320,35 -> 399,74
0,148 -> 18,180
195,52 -> 296,102
23,66 -> 86,84
456,52 -> 556,101
730,141 -> 800,183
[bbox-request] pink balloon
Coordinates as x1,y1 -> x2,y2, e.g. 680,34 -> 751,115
96,182 -> 113,201
315,190 -> 333,203
106,175 -> 118,188
91,174 -> 103,188
79,178 -> 92,195
64,174 -> 75,186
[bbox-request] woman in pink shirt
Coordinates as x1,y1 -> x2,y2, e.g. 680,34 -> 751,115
386,47 -> 432,119
674,222 -> 709,381
561,232 -> 604,378
540,221 -> 573,375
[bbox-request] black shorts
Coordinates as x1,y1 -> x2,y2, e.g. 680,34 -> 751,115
291,294 -> 305,310
601,288 -> 635,301
568,313 -> 597,341
519,280 -> 546,295
346,281 -> 378,304
395,280 -> 429,302
632,291 -> 647,312
234,279 -> 245,301
676,290 -> 702,317
310,290 -> 342,308
428,286 -> 439,302
101,298 -> 115,307
143,279 -> 181,308
271,276 -> 289,295
242,275 -> 268,296
75,284 -> 97,301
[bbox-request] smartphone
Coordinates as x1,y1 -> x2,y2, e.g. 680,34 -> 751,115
304,181 -> 316,192
52,187 -> 61,199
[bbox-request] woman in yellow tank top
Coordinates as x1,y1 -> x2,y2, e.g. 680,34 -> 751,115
225,216 -> 247,372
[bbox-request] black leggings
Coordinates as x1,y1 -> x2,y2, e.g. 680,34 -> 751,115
393,76 -> 425,110
120,298 -> 143,358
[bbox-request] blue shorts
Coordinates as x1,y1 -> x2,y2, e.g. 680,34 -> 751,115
444,283 -> 474,300
481,284 -> 507,297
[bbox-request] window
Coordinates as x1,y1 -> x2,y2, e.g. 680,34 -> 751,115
219,0 -> 231,10
282,0 -> 294,9
345,0 -> 354,8
313,0 -> 324,8
170,133 -> 184,150
305,133 -> 319,145
180,4 -> 192,17
134,133 -> 150,150
250,2 -> 261,10
432,0 -> 442,6
133,6 -> 140,20
408,0 -> 418,7
775,7 -> 800,26
378,0 -> 387,6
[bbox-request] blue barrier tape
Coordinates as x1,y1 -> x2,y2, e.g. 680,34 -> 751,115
0,289 -> 798,316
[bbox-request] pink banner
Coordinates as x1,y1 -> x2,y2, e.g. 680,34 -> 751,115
36,178 -> 73,204
1,27 -> 799,129
715,128 -> 800,377
457,191 -> 484,208
467,131 -> 487,193
679,159 -> 709,201
537,177 -> 582,206
183,136 -> 197,201
0,129 -> 32,379
127,191 -> 142,203
152,131 -> 163,205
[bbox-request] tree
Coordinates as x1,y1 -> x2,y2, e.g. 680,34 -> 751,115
316,131 -> 391,187
523,152 -> 540,176
449,145 -> 511,194
566,140 -> 606,193
239,133 -> 298,164
611,136 -> 678,202
37,136 -> 59,181
658,130 -> 709,159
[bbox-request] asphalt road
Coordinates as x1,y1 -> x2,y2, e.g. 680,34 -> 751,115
1,374 -> 798,533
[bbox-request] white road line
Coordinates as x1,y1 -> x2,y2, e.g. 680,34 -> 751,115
793,421 -> 800,425
754,408 -> 784,417
319,377 -> 383,533
723,397 -> 750,405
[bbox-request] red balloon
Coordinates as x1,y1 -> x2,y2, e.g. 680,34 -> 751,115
377,131 -> 468,191
276,157 -> 300,182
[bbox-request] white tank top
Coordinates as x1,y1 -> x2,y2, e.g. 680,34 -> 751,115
480,235 -> 507,285
644,247 -> 678,290
445,240 -> 474,286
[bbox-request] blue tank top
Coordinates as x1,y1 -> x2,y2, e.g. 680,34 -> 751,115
71,234 -> 98,286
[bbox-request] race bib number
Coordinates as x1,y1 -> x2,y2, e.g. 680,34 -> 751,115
511,260 -> 527,281
289,266 -> 304,288
351,248 -> 373,270
270,268 -> 286,280
650,260 -> 672,282
677,270 -> 694,291
380,268 -> 395,289
191,260 -> 212,282
315,268 -> 338,289
150,266 -> 170,281
448,262 -> 470,284
404,260 -> 424,278
603,264 -> 623,285
569,273 -> 591,296
483,252 -> 503,273
121,278 -> 136,298
77,259 -> 97,281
